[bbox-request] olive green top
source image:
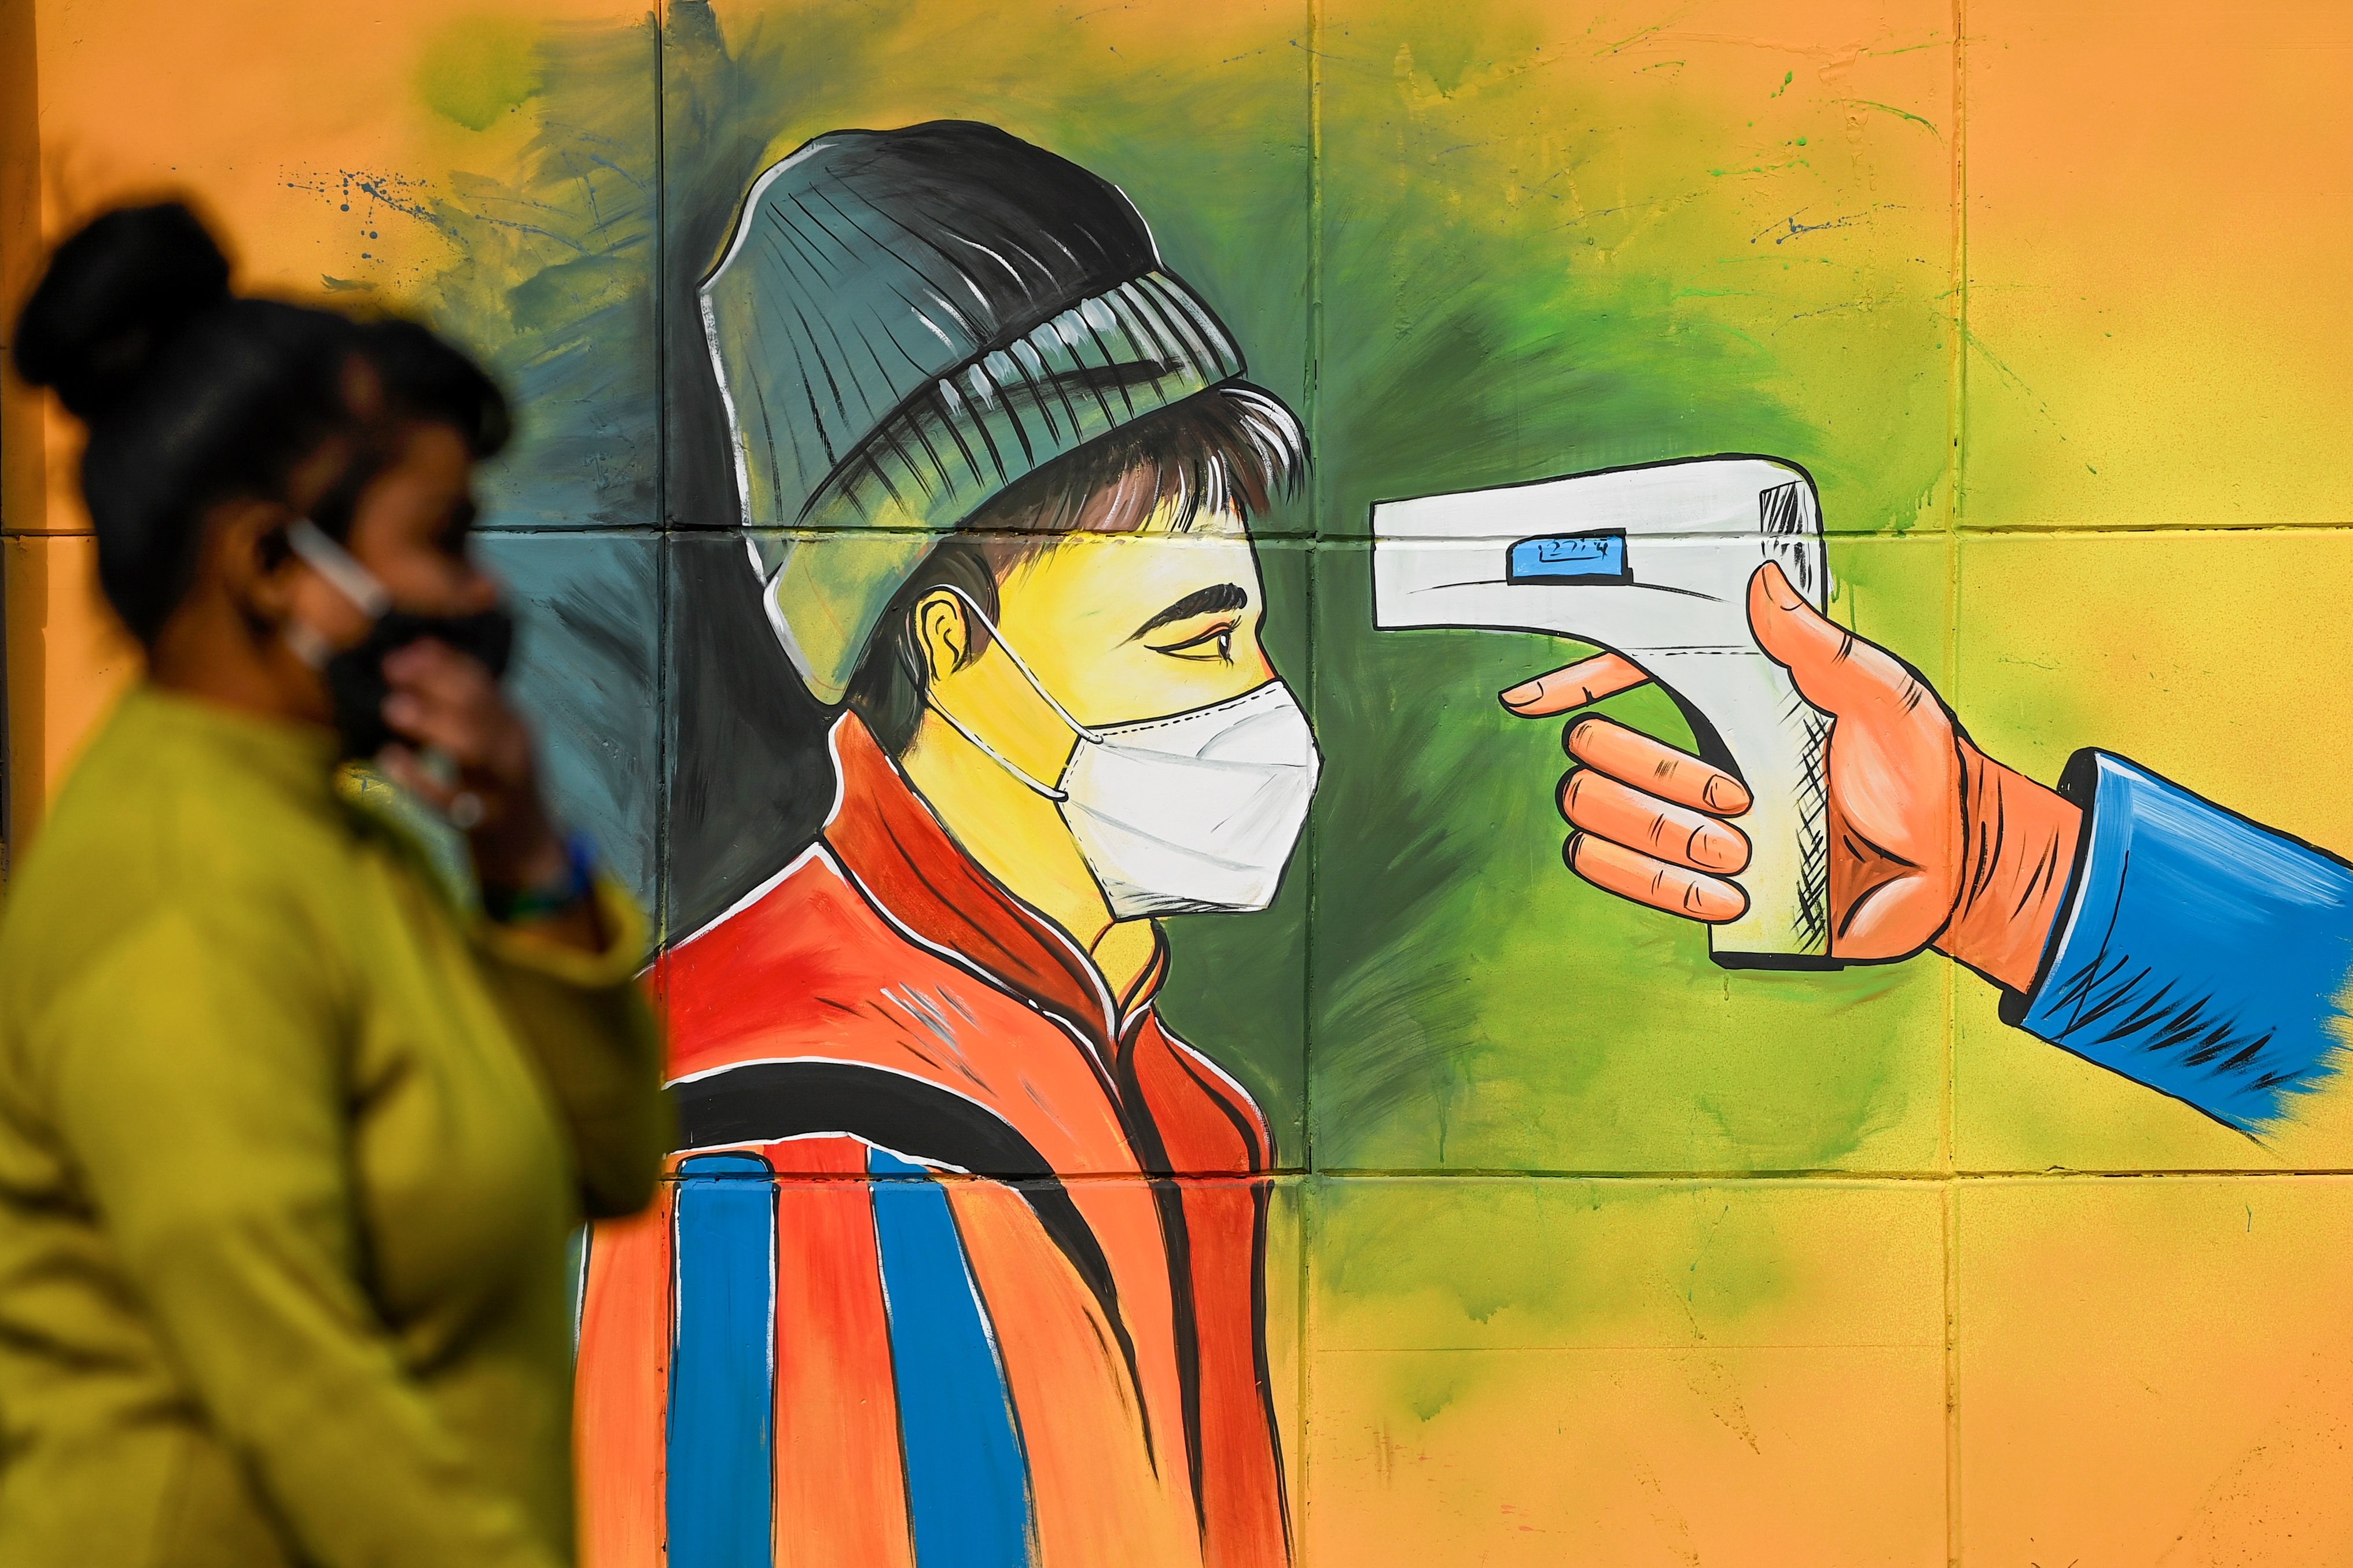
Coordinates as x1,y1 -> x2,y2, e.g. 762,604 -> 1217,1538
0,686 -> 669,1568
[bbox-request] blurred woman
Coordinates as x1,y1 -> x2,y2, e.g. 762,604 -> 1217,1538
0,203 -> 667,1567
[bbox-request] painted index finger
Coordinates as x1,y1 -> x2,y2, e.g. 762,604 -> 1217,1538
1498,652 -> 1650,716
1564,716 -> 1753,817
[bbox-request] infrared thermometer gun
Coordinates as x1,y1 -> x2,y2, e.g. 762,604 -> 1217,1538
1370,455 -> 1836,969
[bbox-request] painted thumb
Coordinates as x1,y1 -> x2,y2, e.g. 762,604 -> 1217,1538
1747,560 -> 1884,717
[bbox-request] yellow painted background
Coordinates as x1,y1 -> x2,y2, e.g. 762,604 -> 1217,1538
9,1 -> 2353,1562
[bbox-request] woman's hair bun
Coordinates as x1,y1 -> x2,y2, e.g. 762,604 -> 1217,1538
13,203 -> 233,421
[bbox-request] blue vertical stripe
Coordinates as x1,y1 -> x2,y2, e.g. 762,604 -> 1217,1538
869,1147 -> 1032,1567
668,1153 -> 778,1568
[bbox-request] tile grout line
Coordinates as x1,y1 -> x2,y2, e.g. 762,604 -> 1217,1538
1299,0 -> 1324,1556
629,520 -> 2353,544
652,1 -> 671,952
1946,7 -> 1968,1560
1293,1165 -> 2352,1182
531,520 -> 2353,542
1944,1181 -> 1962,1568
679,1165 -> 2353,1187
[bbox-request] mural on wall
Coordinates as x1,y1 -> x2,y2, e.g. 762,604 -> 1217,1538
585,112 -> 2344,1568
19,0 -> 2353,1563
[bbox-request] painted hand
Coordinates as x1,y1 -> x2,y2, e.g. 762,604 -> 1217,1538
1499,561 -> 2081,990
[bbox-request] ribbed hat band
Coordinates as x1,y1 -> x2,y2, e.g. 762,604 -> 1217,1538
785,270 -> 1241,533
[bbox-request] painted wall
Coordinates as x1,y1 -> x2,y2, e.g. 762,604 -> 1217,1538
8,1 -> 2353,1562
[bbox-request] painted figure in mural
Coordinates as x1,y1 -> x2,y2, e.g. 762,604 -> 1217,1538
578,123 -> 1311,1566
1507,562 -> 2345,1137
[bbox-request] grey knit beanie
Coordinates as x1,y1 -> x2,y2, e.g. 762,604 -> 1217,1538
700,120 -> 1249,704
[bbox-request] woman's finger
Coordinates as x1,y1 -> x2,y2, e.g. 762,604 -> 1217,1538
1566,832 -> 1749,923
381,689 -> 494,765
1560,768 -> 1751,875
380,642 -> 529,781
1564,716 -> 1752,816
376,745 -> 455,809
382,639 -> 497,712
380,661 -> 483,741
1499,653 -> 1649,717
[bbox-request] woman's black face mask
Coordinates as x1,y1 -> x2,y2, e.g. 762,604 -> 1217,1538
282,517 -> 516,760
322,606 -> 515,760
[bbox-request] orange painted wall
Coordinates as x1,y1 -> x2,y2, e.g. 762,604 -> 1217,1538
9,3 -> 2353,1563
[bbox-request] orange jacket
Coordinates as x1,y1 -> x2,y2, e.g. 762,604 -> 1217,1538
576,715 -> 1288,1568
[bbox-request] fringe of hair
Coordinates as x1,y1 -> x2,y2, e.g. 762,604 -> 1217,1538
844,384 -> 1307,753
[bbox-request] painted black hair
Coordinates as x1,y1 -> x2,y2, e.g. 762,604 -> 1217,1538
842,382 -> 1307,755
11,201 -> 511,645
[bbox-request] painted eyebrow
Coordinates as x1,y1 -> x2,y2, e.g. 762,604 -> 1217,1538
1129,582 -> 1249,641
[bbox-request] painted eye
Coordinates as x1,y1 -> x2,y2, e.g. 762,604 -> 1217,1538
1147,619 -> 1240,661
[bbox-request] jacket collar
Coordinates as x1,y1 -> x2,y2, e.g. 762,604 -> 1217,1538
819,713 -> 1163,1054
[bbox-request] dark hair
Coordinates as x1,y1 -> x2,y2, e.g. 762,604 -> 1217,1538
11,201 -> 511,645
842,383 -> 1306,753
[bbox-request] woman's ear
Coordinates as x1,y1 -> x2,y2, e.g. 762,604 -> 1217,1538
212,501 -> 301,624
914,590 -> 973,682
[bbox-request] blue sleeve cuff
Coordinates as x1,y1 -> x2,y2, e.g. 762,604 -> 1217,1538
2006,750 -> 2353,1135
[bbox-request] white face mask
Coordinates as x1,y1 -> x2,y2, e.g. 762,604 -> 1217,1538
924,590 -> 1321,919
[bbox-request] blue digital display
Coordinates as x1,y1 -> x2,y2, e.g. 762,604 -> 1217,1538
1507,531 -> 1630,584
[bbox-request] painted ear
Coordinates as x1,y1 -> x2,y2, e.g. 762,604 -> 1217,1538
914,589 -> 973,679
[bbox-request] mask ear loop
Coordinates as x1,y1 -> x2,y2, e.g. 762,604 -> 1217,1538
285,519 -> 392,618
920,583 -> 1098,803
281,518 -> 391,669
922,699 -> 1068,803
